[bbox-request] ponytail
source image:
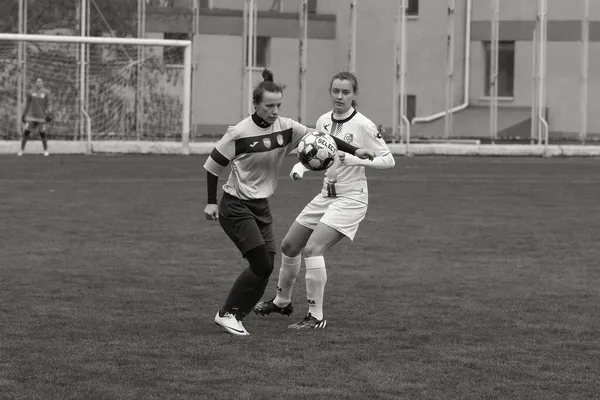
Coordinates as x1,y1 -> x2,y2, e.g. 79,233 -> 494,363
253,68 -> 283,104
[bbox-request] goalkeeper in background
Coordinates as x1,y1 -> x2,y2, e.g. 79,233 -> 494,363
18,77 -> 53,156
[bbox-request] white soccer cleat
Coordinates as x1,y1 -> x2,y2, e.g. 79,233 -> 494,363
17,151 -> 23,156
214,310 -> 249,336
44,151 -> 49,156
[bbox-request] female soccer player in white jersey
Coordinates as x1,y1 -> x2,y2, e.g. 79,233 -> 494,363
204,70 -> 376,336
254,71 -> 395,329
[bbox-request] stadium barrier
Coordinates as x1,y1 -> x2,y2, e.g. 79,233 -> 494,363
3,140 -> 600,157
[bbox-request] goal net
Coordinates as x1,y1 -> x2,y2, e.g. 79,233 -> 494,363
0,34 -> 191,148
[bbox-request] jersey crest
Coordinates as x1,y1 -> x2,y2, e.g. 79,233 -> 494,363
276,134 -> 284,146
344,133 -> 354,143
263,138 -> 271,148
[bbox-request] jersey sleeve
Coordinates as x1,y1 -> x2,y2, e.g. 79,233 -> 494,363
22,92 -> 32,115
289,119 -> 311,148
45,90 -> 52,112
203,126 -> 237,176
360,119 -> 391,157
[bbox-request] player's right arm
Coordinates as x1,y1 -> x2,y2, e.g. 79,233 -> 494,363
288,116 -> 327,181
22,92 -> 32,122
203,126 -> 237,220
45,90 -> 53,122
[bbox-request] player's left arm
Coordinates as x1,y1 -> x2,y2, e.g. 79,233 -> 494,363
341,121 -> 395,169
22,92 -> 32,122
45,90 -> 53,122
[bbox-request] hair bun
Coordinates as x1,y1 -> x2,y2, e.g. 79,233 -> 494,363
262,69 -> 274,82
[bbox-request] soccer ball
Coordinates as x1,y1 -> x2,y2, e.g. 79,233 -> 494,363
297,131 -> 338,171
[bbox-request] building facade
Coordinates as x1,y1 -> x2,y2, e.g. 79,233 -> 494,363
146,0 -> 597,139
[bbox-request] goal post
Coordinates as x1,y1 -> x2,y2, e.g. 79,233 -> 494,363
0,33 -> 192,154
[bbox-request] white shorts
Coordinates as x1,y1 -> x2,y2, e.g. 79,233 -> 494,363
295,193 -> 368,240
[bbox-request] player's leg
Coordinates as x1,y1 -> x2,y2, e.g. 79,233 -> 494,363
215,216 -> 274,336
274,221 -> 312,305
288,197 -> 367,329
19,122 -> 33,155
286,223 -> 343,329
254,196 -> 329,316
253,221 -> 312,316
39,123 -> 49,155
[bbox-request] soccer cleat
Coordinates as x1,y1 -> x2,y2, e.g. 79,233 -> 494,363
253,298 -> 294,316
287,313 -> 327,330
214,310 -> 249,336
44,151 -> 49,156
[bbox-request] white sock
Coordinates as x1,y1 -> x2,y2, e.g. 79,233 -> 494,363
273,254 -> 302,307
305,256 -> 327,320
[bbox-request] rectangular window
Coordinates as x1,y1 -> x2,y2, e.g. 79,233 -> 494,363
246,36 -> 271,68
484,41 -> 515,97
398,94 -> 416,123
199,0 -> 213,8
308,0 -> 318,14
407,0 -> 419,16
163,32 -> 190,65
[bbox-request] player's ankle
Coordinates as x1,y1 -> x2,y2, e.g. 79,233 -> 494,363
273,296 -> 290,308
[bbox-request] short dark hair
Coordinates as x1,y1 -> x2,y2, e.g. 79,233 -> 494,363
330,71 -> 359,108
253,69 -> 284,104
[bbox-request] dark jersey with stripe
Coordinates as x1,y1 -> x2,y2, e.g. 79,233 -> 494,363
25,88 -> 51,122
204,115 -> 310,200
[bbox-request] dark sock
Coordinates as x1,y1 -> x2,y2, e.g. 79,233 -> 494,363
222,250 -> 276,320
222,268 -> 265,319
21,131 -> 30,151
40,133 -> 48,151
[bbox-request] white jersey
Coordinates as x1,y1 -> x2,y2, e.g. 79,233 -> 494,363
315,108 -> 391,202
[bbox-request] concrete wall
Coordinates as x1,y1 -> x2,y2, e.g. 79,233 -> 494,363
470,0 -> 600,135
143,0 -> 600,137
145,1 -> 470,133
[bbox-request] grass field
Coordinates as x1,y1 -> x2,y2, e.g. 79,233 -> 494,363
1,154 -> 599,400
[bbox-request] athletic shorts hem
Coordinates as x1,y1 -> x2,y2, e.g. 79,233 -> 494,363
319,219 -> 356,241
295,218 -> 316,232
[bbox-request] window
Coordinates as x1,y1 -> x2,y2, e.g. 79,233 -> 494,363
163,32 -> 190,65
407,0 -> 419,16
199,0 -> 213,8
484,41 -> 515,97
397,94 -> 416,123
308,0 -> 318,14
246,36 -> 271,68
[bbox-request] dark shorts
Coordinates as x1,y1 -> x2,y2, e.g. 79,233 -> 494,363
218,192 -> 276,257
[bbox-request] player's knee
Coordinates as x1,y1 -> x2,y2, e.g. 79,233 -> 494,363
303,240 -> 327,258
245,245 -> 274,278
39,131 -> 46,138
23,130 -> 31,137
281,237 -> 302,258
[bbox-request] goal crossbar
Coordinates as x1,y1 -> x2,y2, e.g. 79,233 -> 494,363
0,33 -> 191,48
0,33 -> 193,154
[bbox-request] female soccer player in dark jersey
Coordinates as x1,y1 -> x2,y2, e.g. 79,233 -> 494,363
204,69 -> 376,336
19,77 -> 53,156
